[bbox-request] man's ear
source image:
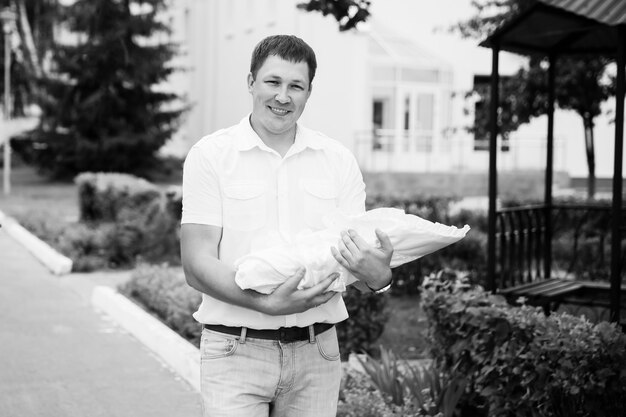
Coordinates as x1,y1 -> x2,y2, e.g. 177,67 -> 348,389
247,73 -> 255,93
307,83 -> 313,98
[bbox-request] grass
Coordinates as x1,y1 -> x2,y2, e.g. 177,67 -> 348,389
374,295 -> 430,360
0,164 -> 79,222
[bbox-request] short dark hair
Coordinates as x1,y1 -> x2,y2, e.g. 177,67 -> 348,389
250,35 -> 317,85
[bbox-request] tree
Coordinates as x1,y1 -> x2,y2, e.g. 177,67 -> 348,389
454,0 -> 613,199
297,0 -> 371,31
0,0 -> 59,117
18,0 -> 184,178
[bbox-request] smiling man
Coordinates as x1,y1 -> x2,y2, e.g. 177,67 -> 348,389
180,35 -> 393,417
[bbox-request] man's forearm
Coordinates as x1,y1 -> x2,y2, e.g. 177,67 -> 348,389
182,254 -> 273,314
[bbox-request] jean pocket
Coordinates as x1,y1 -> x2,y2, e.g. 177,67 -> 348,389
200,329 -> 239,360
316,326 -> 340,361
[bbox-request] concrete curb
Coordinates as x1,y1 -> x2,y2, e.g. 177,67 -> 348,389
92,286 -> 200,391
0,210 -> 73,275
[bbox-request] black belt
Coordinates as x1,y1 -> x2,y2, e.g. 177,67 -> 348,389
203,323 -> 334,343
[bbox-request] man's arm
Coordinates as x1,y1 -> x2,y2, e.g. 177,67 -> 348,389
181,223 -> 339,315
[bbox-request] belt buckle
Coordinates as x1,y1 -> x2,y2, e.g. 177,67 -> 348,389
278,327 -> 302,343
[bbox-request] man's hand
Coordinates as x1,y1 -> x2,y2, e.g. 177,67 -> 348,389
331,228 -> 393,291
260,268 -> 339,316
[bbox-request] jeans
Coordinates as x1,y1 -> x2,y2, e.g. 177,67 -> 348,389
199,325 -> 342,417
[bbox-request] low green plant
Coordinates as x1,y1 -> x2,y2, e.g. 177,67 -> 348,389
337,286 -> 389,360
356,346 -> 465,416
119,263 -> 202,346
357,347 -> 405,406
421,270 -> 626,417
338,367 -> 429,417
75,172 -> 161,223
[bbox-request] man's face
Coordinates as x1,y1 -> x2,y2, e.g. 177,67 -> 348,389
248,55 -> 312,140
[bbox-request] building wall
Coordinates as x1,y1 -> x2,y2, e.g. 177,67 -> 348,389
163,0 -> 623,182
169,0 -> 369,153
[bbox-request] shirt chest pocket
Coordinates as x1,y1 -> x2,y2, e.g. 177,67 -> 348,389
300,179 -> 338,230
222,181 -> 267,231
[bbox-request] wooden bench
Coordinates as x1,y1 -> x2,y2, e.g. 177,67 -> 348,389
498,278 -> 626,324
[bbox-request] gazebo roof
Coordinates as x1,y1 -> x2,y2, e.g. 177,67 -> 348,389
480,0 -> 626,55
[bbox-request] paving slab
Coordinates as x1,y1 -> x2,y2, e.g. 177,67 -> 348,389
0,229 -> 202,417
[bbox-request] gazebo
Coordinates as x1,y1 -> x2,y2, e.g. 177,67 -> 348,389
481,0 -> 625,324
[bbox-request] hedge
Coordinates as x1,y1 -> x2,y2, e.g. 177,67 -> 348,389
421,271 -> 626,417
12,173 -> 182,271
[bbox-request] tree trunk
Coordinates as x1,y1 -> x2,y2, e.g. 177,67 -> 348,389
583,113 -> 596,200
14,0 -> 43,79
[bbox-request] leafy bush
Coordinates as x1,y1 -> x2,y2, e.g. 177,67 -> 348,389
356,347 -> 464,417
120,264 -> 202,346
12,210 -> 116,271
75,172 -> 162,223
421,271 -> 626,417
18,172 -> 181,270
338,367 -> 428,417
337,286 -> 389,360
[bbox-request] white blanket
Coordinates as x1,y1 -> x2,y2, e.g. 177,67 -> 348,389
234,207 -> 470,294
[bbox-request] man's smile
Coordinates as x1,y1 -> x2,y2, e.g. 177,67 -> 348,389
268,106 -> 290,116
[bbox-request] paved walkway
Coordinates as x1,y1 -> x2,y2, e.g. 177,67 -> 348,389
0,229 -> 202,417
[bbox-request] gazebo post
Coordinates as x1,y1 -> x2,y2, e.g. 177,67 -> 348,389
487,45 -> 500,293
544,54 -> 556,280
610,25 -> 625,324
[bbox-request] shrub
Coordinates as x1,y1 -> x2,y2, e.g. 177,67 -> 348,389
12,210 -> 116,272
356,346 -> 464,417
119,264 -> 202,346
337,286 -> 389,360
75,172 -> 162,223
40,172 -> 183,269
338,367 -> 426,417
421,271 -> 626,417
57,222 -> 117,271
111,203 -> 180,266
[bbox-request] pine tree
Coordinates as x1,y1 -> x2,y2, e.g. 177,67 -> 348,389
25,0 -> 183,178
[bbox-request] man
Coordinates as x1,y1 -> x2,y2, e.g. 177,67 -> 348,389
181,35 -> 393,417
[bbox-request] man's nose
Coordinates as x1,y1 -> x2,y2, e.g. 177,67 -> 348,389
275,87 -> 290,104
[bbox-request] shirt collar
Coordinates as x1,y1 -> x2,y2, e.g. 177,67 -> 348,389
234,114 -> 324,153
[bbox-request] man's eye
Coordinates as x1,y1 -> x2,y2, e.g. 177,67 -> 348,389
267,80 -> 279,85
292,85 -> 304,90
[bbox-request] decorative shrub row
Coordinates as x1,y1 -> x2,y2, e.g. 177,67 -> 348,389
120,263 -> 389,358
421,271 -> 626,417
120,264 -> 203,346
75,172 -> 162,223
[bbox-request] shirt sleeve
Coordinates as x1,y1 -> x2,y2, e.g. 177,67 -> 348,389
181,145 -> 222,226
337,151 -> 366,215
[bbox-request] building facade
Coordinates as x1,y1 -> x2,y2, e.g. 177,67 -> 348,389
162,0 -> 617,182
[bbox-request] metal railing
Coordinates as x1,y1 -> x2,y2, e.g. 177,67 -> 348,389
495,203 -> 626,289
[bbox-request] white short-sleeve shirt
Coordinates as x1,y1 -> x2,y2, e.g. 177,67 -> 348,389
182,115 -> 366,329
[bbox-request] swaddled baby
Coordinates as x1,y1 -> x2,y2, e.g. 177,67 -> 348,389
234,207 -> 470,293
